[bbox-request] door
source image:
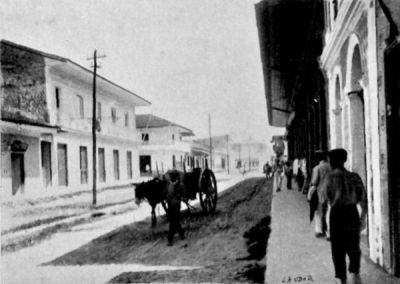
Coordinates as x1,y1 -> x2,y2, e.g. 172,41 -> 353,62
41,141 -> 52,187
11,153 -> 25,195
80,146 -> 88,184
57,144 -> 68,186
127,151 -> 133,179
113,150 -> 120,180
385,44 -> 400,276
98,148 -> 106,182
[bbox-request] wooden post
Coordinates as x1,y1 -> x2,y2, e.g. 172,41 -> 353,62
91,50 -> 97,206
88,50 -> 105,206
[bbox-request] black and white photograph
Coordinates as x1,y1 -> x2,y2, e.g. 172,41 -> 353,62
0,0 -> 400,283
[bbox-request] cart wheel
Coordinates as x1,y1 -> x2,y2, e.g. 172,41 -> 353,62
199,169 -> 218,213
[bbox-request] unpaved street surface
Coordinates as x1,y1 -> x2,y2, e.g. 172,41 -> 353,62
46,177 -> 272,283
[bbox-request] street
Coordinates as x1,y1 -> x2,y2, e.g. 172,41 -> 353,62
2,173 -> 269,284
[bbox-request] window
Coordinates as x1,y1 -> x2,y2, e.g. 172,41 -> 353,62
127,151 -> 133,179
113,150 -> 120,180
55,87 -> 60,109
142,133 -> 149,144
76,95 -> 84,118
97,102 -> 102,120
125,113 -> 129,127
111,107 -> 117,123
79,146 -> 88,184
172,134 -> 175,141
98,148 -> 106,182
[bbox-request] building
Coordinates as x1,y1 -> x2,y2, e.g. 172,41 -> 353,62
190,139 -> 211,169
320,0 -> 400,276
136,114 -> 194,175
256,0 -> 400,277
1,40 -> 150,199
255,0 -> 327,177
191,135 -> 231,173
230,140 -> 267,173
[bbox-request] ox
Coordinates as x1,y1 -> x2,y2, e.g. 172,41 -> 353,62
134,177 -> 168,227
134,167 -> 204,227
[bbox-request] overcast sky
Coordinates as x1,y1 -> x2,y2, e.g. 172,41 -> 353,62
0,0 -> 284,144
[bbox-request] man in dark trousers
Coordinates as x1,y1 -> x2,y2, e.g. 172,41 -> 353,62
323,149 -> 367,284
307,150 -> 331,238
165,173 -> 185,246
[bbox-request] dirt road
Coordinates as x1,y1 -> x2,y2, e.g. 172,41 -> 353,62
46,177 -> 272,283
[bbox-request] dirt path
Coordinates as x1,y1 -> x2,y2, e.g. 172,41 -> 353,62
45,177 -> 272,283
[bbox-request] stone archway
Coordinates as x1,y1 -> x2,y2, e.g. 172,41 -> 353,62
348,45 -> 367,186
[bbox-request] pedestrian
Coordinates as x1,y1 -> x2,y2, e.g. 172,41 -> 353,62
263,162 -> 272,180
307,150 -> 331,238
285,160 -> 293,190
323,149 -> 367,284
165,173 -> 185,246
273,158 -> 283,192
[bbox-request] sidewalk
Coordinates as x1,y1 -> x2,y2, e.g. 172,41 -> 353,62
265,183 -> 399,284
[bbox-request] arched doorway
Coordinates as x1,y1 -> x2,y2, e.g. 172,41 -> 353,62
348,45 -> 367,186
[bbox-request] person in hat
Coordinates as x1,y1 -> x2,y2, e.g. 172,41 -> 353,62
323,148 -> 367,284
307,150 -> 331,238
164,170 -> 185,246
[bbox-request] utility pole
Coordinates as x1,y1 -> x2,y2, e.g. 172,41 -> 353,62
238,143 -> 241,169
226,135 -> 230,174
208,113 -> 212,170
88,50 -> 106,206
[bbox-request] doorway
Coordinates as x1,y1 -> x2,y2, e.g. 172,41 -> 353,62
41,141 -> 52,187
57,143 -> 68,186
349,90 -> 367,186
11,153 -> 25,195
139,155 -> 151,176
385,43 -> 400,276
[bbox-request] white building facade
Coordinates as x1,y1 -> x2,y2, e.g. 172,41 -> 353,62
1,40 -> 150,200
136,114 -> 193,175
320,0 -> 400,275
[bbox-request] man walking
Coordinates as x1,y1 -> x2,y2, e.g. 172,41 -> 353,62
273,158 -> 283,192
307,150 -> 331,238
324,149 -> 367,284
165,174 -> 185,246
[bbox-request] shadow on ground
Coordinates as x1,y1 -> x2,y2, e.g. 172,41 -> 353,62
44,178 -> 272,283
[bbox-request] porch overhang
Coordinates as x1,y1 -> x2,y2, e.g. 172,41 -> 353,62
255,0 -> 323,127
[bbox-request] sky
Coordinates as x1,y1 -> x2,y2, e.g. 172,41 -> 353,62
0,0 -> 285,145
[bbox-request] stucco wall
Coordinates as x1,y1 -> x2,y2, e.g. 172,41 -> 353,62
1,42 -> 49,123
54,133 -> 139,192
48,69 -> 137,141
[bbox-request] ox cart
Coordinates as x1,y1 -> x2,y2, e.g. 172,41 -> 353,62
134,167 -> 218,226
162,167 -> 218,214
